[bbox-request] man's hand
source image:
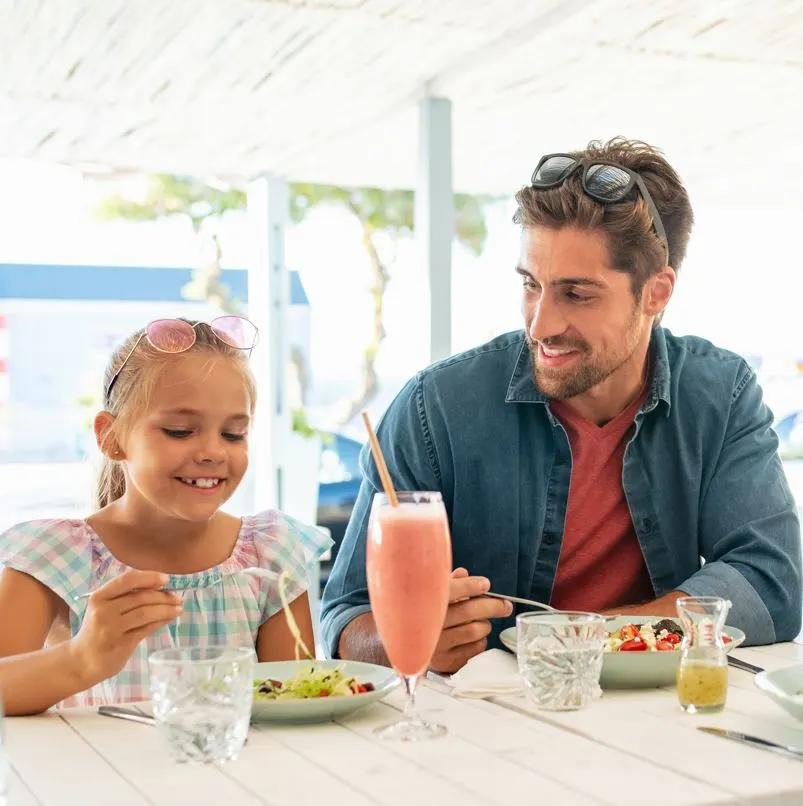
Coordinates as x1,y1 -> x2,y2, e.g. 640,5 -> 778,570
429,568 -> 513,674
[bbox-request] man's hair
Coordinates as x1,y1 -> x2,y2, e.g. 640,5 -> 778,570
513,137 -> 694,293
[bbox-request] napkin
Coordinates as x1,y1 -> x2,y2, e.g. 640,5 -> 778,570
447,649 -> 525,699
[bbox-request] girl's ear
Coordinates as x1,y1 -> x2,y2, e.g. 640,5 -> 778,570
94,411 -> 125,460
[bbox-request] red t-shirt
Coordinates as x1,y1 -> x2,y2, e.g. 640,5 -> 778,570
548,387 -> 654,611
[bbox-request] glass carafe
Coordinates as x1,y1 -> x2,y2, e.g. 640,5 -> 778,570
676,596 -> 731,714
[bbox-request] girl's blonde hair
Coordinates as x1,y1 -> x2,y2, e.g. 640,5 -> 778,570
96,319 -> 257,509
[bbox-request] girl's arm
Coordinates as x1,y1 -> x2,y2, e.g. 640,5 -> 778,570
0,567 -> 182,715
0,568 -> 91,715
256,592 -> 316,661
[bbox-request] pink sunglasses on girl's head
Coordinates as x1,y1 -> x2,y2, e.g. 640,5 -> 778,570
104,316 -> 259,403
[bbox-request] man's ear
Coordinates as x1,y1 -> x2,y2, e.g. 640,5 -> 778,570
644,266 -> 676,318
94,411 -> 125,460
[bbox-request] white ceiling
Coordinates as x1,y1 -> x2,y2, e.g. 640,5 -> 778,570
1,0 -> 802,205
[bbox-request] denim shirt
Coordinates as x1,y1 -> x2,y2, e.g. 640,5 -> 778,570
321,328 -> 802,655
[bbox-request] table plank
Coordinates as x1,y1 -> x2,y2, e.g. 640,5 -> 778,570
394,686 -> 728,805
338,694 -> 601,805
218,723 -> 379,806
56,710 -> 268,806
732,646 -> 803,672
4,713 -> 149,806
511,687 -> 803,800
6,766 -> 41,806
255,704 -> 491,806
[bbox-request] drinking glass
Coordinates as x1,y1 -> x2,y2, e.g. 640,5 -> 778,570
516,611 -> 605,710
367,491 -> 452,741
148,645 -> 254,764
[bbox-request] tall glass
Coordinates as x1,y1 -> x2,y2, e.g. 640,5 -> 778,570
148,645 -> 254,764
367,491 -> 452,741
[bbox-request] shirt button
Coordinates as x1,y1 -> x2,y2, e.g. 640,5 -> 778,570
642,518 -> 653,532
543,533 -> 556,546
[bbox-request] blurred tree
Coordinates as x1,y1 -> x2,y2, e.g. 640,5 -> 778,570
96,176 -> 493,426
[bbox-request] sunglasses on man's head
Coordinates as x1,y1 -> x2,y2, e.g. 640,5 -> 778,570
104,316 -> 259,403
530,153 -> 670,260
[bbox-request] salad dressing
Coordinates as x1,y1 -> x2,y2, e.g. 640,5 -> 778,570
675,596 -> 731,714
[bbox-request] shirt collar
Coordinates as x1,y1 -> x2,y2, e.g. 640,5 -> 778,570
505,328 -> 672,415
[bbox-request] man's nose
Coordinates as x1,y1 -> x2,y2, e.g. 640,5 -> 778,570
529,295 -> 567,343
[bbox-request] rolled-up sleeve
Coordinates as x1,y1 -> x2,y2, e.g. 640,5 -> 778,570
320,376 -> 442,658
683,365 -> 802,644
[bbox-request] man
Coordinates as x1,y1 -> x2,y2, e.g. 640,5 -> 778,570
321,137 -> 802,673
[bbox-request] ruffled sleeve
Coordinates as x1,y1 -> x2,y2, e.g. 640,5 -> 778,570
237,510 -> 332,624
0,519 -> 93,609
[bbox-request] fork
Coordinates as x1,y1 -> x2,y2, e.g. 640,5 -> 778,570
74,567 -> 280,601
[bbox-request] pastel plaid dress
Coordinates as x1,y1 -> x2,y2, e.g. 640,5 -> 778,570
0,510 -> 331,707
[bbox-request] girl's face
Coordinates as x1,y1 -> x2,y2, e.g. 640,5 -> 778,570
119,352 -> 251,522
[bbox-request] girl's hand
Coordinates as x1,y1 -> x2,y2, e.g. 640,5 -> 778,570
70,570 -> 183,686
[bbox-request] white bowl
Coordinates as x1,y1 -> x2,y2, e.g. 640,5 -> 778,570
755,665 -> 803,722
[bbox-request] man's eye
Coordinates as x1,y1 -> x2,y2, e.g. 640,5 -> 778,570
163,428 -> 192,439
566,291 -> 591,302
223,433 -> 246,442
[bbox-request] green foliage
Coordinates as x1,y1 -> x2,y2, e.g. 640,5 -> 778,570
96,175 -> 247,232
95,174 -> 495,426
97,177 -> 492,252
291,407 -> 333,443
288,183 -> 491,254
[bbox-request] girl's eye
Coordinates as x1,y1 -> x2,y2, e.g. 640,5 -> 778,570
223,433 -> 246,442
163,428 -> 192,439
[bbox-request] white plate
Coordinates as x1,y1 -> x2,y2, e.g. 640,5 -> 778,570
500,615 -> 746,689
250,660 -> 399,723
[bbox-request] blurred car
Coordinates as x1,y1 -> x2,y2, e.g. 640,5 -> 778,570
776,411 -> 803,460
316,432 -> 363,582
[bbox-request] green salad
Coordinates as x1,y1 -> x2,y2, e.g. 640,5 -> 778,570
254,665 -> 375,700
253,571 -> 374,700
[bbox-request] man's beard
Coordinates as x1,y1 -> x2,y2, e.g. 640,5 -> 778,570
526,311 -> 642,401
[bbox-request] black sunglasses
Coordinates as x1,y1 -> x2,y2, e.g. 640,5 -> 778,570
531,153 -> 670,260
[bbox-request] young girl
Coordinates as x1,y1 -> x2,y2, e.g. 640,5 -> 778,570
0,316 -> 331,715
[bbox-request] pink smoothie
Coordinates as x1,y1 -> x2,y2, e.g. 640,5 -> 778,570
367,501 -> 452,676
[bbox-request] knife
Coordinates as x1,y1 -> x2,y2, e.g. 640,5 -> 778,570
98,705 -> 155,726
727,656 -> 764,675
697,726 -> 803,761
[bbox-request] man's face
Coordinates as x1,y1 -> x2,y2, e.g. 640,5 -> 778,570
518,226 -> 672,400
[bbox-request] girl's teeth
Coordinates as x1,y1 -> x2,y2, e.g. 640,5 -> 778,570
181,478 -> 220,488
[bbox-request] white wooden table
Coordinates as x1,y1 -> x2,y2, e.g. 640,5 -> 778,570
4,643 -> 803,806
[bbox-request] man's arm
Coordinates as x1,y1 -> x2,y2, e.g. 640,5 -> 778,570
669,366 -> 801,644
602,590 -> 686,618
320,378 -> 442,660
337,612 -> 389,666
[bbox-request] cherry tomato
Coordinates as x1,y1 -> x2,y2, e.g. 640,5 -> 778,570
619,624 -> 640,642
619,637 -> 648,652
663,633 -> 681,645
655,639 -> 675,651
